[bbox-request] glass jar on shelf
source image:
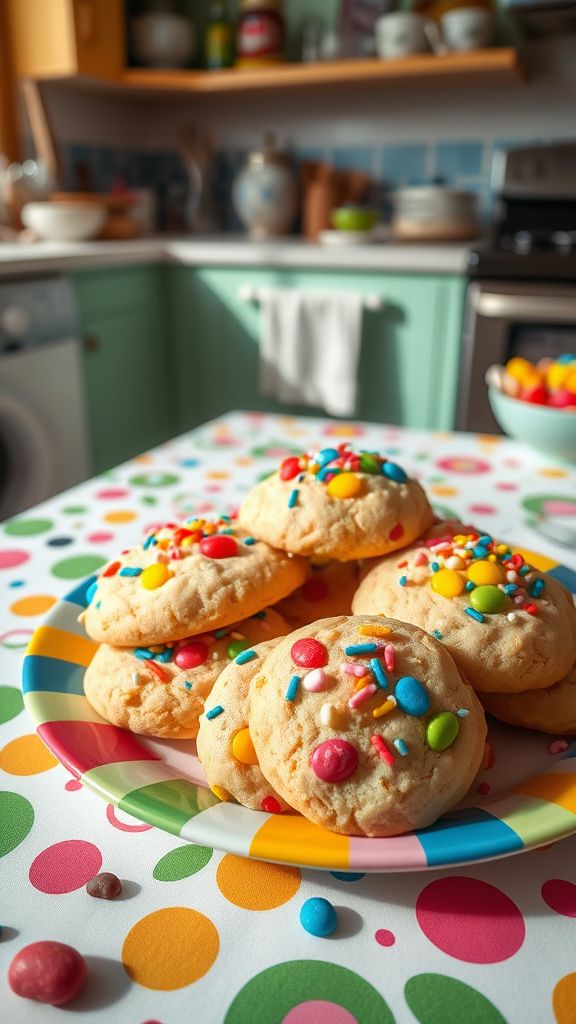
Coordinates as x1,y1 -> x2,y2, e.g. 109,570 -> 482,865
236,0 -> 285,68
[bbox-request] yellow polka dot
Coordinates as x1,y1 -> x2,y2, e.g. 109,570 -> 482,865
325,423 -> 360,437
122,907 -> 219,990
104,510 -> 138,524
133,453 -> 153,464
216,854 -> 301,910
235,456 -> 253,466
206,471 -> 230,480
477,434 -> 502,445
428,485 -> 459,497
0,734 -> 58,775
327,472 -> 362,499
553,972 -> 576,1024
10,595 -> 56,617
538,468 -> 569,478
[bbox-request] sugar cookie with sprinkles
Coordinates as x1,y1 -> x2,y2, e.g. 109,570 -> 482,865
84,608 -> 290,739
479,662 -> 576,735
196,638 -> 291,810
274,560 -> 362,629
238,445 -> 433,561
81,516 -> 307,646
247,615 -> 486,836
352,523 -> 576,693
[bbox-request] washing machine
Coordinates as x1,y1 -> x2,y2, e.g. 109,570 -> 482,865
0,276 -> 91,520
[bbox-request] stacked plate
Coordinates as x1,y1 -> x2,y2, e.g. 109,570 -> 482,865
391,186 -> 479,241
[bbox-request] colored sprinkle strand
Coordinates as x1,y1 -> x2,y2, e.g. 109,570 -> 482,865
277,446 -> 409,489
399,576 -> 408,587
465,607 -> 485,623
432,629 -> 443,640
383,645 -> 395,672
143,534 -> 157,550
369,658 -> 388,689
119,567 -> 143,577
285,675 -> 301,701
358,624 -> 392,638
372,696 -> 397,719
345,642 -> 380,656
342,662 -> 368,678
243,537 -> 256,545
206,705 -> 224,720
235,649 -> 257,665
288,489 -> 299,509
370,734 -> 395,765
456,708 -> 469,717
131,672 -> 141,684
393,738 -> 409,756
147,661 -> 169,682
348,683 -> 377,709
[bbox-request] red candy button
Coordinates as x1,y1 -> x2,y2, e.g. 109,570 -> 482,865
200,535 -> 238,559
389,523 -> 404,542
301,577 -> 329,603
279,457 -> 301,481
102,560 -> 120,578
291,637 -> 328,668
261,795 -> 283,813
8,941 -> 87,1006
310,738 -> 358,782
175,641 -> 208,669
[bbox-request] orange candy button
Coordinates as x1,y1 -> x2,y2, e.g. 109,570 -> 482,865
231,728 -> 258,765
326,473 -> 362,499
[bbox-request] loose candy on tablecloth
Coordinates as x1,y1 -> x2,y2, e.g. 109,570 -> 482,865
8,941 -> 87,1006
299,897 -> 338,937
86,872 -> 122,899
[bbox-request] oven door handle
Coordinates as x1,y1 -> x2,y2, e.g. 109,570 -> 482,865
473,291 -> 576,322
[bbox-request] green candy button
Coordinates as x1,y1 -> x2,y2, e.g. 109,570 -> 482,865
426,711 -> 459,751
469,584 -> 506,615
359,454 -> 380,474
227,639 -> 249,660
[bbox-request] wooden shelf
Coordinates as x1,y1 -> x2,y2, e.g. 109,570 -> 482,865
121,49 -> 524,96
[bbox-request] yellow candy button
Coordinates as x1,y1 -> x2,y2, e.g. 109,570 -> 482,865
211,785 -> 232,802
430,568 -> 465,598
506,356 -> 534,383
231,727 -> 258,765
141,563 -> 173,590
326,472 -> 362,499
467,560 -> 505,586
566,369 -> 576,395
547,363 -> 570,390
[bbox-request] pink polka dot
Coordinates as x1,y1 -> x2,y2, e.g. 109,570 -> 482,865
436,456 -> 491,475
496,482 -> 517,491
282,1002 -> 358,1024
29,840 -> 102,893
95,487 -> 129,500
468,504 -> 497,515
64,779 -> 82,791
0,549 -> 29,569
543,500 -> 576,516
86,531 -> 115,543
542,879 -> 576,917
375,929 -> 395,947
106,804 -> 153,832
416,876 -> 525,963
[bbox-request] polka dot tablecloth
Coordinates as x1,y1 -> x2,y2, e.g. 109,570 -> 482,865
1,411 -> 576,1024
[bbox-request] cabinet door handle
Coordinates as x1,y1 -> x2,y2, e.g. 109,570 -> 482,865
84,334 -> 101,352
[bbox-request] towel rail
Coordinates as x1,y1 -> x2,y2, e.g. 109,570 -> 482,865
237,284 -> 384,311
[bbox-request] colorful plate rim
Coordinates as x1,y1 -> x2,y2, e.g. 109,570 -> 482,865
22,548 -> 576,873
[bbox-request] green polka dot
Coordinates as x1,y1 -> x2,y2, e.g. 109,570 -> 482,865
153,844 -> 213,881
129,472 -> 180,488
62,505 -> 87,515
5,518 -> 53,536
0,686 -> 24,724
225,961 -> 394,1024
404,974 -> 507,1024
140,495 -> 158,506
51,554 -> 108,579
0,792 -> 34,857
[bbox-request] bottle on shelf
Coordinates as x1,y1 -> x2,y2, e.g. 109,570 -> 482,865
204,0 -> 234,70
236,0 -> 285,68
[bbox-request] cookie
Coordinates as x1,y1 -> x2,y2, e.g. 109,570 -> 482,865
82,516 -> 307,646
84,608 -> 290,739
479,662 -> 576,735
197,638 -> 291,811
352,526 -> 576,693
248,615 -> 486,837
238,445 -> 433,561
274,561 -> 361,629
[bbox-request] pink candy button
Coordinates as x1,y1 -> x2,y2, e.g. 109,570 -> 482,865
310,738 -> 358,782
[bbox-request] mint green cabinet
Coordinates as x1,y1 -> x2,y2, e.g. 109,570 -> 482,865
71,266 -> 175,473
167,266 -> 466,433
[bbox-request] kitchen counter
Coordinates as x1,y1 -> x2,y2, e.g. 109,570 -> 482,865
0,236 -> 475,276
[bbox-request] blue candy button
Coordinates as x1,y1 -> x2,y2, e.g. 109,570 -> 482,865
394,676 -> 430,716
382,461 -> 407,483
300,897 -> 337,937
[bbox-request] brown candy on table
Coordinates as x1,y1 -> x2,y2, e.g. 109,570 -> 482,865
8,940 -> 87,1005
86,871 -> 122,900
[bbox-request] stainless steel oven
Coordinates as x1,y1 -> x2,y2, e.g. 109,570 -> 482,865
457,280 -> 576,432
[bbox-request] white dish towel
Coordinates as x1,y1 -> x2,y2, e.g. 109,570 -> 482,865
259,287 -> 364,417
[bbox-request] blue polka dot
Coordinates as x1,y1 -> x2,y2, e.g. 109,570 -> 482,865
47,536 -> 74,547
8,580 -> 25,588
330,871 -> 365,882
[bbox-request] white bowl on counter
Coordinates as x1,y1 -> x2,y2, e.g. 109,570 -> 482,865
391,186 -> 479,241
21,201 -> 107,242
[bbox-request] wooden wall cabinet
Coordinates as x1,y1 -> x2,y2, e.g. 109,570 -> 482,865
6,0 -> 124,81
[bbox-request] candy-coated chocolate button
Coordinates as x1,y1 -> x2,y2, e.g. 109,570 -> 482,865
303,668 -> 328,692
261,795 -> 282,813
300,897 -> 337,937
301,577 -> 329,602
211,785 -> 232,801
310,738 -> 358,781
8,941 -> 87,1006
382,461 -> 407,483
389,522 -> 404,542
467,560 -> 505,586
359,453 -> 380,474
291,638 -> 328,669
426,711 -> 460,751
200,535 -> 238,558
279,457 -> 301,481
175,641 -> 208,669
469,585 -> 506,615
317,448 -> 340,466
431,568 -> 466,599
231,727 -> 258,765
326,472 -> 362,499
394,676 -> 430,716
227,639 -> 249,660
140,563 -> 173,590
86,872 -> 122,900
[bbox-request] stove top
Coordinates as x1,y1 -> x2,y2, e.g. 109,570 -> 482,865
468,242 -> 576,281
